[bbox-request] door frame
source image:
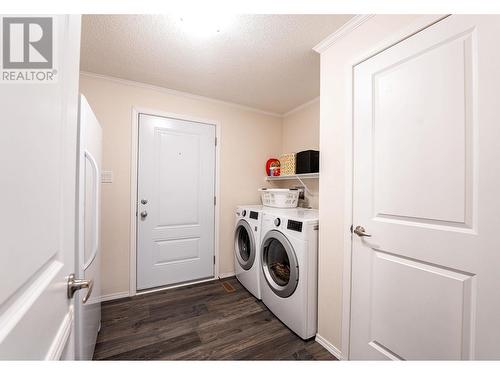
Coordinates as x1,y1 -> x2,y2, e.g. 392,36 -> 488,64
338,15 -> 448,360
129,107 -> 221,297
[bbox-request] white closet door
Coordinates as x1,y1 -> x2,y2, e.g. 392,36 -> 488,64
350,15 -> 500,360
137,114 -> 216,290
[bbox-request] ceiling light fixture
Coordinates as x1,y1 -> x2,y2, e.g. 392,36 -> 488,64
178,14 -> 235,37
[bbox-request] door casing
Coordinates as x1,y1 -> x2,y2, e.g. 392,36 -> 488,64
338,15 -> 449,360
129,107 -> 221,297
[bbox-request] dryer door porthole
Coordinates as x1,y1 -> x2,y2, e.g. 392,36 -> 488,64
261,230 -> 299,298
235,219 -> 256,270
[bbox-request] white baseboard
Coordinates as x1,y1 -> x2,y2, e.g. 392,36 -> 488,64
100,291 -> 130,302
101,274 -> 235,302
136,277 -> 217,296
315,333 -> 344,360
218,272 -> 236,279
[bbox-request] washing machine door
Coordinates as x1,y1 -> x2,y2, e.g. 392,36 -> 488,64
234,219 -> 256,270
261,230 -> 299,298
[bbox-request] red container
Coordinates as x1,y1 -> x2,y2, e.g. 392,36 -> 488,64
266,158 -> 280,176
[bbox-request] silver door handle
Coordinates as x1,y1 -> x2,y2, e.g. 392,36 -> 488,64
67,273 -> 94,303
140,211 -> 148,218
353,225 -> 371,237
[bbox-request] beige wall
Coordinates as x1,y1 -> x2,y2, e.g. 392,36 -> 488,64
282,98 -> 319,152
317,15 -> 422,354
80,74 -> 283,297
270,99 -> 320,208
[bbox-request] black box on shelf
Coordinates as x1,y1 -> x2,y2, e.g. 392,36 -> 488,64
295,150 -> 319,174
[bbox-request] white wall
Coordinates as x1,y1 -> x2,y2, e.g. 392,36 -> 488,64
80,73 -> 283,297
316,14 -> 422,355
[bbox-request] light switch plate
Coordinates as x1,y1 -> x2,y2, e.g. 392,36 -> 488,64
101,170 -> 113,183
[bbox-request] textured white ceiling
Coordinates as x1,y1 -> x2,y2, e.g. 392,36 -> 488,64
80,14 -> 353,114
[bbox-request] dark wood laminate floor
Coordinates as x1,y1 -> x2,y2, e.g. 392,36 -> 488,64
93,277 -> 336,360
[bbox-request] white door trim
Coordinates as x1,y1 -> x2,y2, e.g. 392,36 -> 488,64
45,306 -> 74,360
129,107 -> 221,297
338,15 -> 448,360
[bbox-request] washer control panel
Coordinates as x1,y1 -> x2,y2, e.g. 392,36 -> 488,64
287,220 -> 303,232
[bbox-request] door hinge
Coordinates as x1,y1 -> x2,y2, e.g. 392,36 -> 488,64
350,224 -> 353,234
213,255 -> 216,265
215,137 -> 217,147
214,196 -> 216,205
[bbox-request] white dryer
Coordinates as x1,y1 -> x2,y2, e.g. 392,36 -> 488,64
259,208 -> 319,339
234,205 -> 264,299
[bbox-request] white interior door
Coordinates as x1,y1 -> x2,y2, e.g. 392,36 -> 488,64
0,15 -> 81,359
350,15 -> 500,360
137,114 -> 216,290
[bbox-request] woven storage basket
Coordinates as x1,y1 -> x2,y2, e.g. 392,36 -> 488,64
279,153 -> 296,176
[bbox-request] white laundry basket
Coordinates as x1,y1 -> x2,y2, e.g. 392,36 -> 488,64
259,188 -> 300,208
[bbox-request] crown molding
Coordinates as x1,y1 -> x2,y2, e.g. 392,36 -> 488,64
313,14 -> 375,54
79,71 -> 283,118
283,96 -> 319,118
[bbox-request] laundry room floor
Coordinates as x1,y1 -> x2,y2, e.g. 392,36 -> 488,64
93,277 -> 336,360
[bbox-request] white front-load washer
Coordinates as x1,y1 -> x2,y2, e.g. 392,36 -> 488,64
259,208 -> 319,339
234,205 -> 264,299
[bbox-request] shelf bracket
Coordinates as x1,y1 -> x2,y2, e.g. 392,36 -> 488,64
295,175 -> 313,196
